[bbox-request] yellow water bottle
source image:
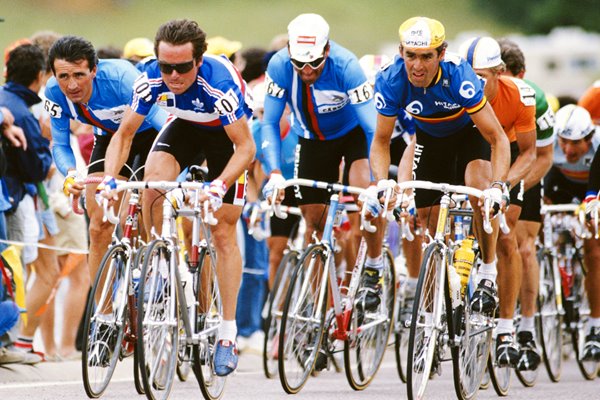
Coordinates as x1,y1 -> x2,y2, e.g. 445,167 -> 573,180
454,237 -> 475,295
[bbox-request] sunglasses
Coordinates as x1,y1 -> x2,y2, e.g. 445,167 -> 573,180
158,60 -> 195,74
290,56 -> 326,70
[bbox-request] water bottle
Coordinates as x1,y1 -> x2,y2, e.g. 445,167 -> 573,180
454,215 -> 464,241
454,237 -> 475,296
448,264 -> 462,308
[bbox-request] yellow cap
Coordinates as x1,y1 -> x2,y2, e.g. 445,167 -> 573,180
399,17 -> 445,49
206,36 -> 242,58
123,37 -> 154,59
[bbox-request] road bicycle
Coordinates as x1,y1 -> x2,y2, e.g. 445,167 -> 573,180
103,179 -> 224,400
273,178 -> 396,393
399,180 -> 504,400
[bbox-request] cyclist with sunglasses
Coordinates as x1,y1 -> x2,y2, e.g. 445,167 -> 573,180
45,35 -> 167,306
100,19 -> 255,377
261,13 -> 386,316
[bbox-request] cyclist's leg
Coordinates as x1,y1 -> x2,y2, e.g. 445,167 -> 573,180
582,236 -> 600,360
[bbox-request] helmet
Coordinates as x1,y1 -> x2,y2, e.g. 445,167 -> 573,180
398,17 -> 445,49
459,36 -> 503,69
287,13 -> 329,62
123,37 -> 154,60
359,54 -> 391,85
554,104 -> 595,140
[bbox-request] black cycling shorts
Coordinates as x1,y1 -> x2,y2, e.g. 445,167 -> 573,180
88,128 -> 158,180
294,125 -> 368,205
543,166 -> 587,204
519,182 -> 542,223
413,123 -> 489,208
150,118 -> 246,206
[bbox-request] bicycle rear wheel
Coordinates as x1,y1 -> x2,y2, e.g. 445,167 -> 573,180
137,240 -> 179,400
407,243 -> 444,400
344,247 -> 395,390
570,254 -> 599,380
82,244 -> 128,398
278,243 -> 329,394
192,245 -> 226,400
263,249 -> 299,379
536,250 -> 563,382
452,256 -> 493,400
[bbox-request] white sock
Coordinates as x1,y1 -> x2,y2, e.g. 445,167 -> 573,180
365,255 -> 383,271
519,317 -> 535,333
496,318 -> 514,336
218,320 -> 237,342
477,260 -> 497,284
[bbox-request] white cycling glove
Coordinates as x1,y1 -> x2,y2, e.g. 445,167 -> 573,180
262,173 -> 285,201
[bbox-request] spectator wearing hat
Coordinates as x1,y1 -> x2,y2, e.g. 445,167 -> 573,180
123,37 -> 154,65
206,35 -> 242,61
370,17 -> 511,375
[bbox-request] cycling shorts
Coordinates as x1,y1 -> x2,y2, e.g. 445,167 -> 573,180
294,125 -> 368,205
88,128 -> 158,180
543,166 -> 586,204
150,118 -> 246,206
519,182 -> 541,223
270,186 -> 301,238
413,123 -> 489,208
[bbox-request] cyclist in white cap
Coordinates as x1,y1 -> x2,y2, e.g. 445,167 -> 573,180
459,35 -> 537,368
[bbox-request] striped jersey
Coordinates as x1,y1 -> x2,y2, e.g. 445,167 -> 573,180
553,133 -> 599,184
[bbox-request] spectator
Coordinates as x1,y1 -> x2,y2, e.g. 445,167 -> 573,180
122,37 -> 154,64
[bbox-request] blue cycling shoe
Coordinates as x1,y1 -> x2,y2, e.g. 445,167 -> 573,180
213,339 -> 238,376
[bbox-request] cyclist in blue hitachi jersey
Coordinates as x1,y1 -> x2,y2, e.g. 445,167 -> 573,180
100,19 -> 256,376
45,35 -> 167,300
261,13 -> 387,325
369,17 -> 511,332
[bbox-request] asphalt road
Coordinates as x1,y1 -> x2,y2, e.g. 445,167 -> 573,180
1,346 -> 599,400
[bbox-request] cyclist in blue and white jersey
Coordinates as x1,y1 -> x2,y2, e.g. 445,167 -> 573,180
370,17 -> 511,324
45,35 -> 167,293
100,19 -> 255,376
261,13 -> 385,317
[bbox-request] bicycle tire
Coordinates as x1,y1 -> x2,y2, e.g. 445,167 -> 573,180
407,242 -> 445,400
132,244 -> 147,395
535,249 -> 562,383
487,333 -> 511,396
394,267 -> 409,383
136,240 -> 179,400
514,301 -> 539,388
278,243 -> 329,394
452,252 -> 493,400
344,247 -> 396,390
191,245 -> 227,400
81,244 -> 128,398
570,253 -> 599,380
263,250 -> 299,379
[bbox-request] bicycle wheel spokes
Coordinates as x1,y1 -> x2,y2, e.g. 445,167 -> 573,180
571,256 -> 599,380
82,245 -> 128,398
407,244 -> 443,400
193,248 -> 226,400
278,244 -> 328,394
264,250 -> 298,379
137,240 -> 179,400
344,248 -> 395,390
537,251 -> 562,382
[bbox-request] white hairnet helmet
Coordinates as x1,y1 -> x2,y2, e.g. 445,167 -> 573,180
554,104 -> 595,140
459,36 -> 503,69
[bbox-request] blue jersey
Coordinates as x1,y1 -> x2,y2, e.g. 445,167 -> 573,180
131,54 -> 252,128
374,52 -> 487,138
261,41 -> 376,175
45,59 -> 167,176
393,110 -> 416,140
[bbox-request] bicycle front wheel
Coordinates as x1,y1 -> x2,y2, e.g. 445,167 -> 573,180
278,243 -> 329,394
344,247 -> 396,390
82,244 -> 128,398
407,243 -> 445,400
263,249 -> 299,379
536,250 -> 563,382
137,240 -> 179,400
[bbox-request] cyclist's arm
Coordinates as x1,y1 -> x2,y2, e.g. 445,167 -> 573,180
469,103 -> 510,182
370,113 -> 396,182
352,101 -> 376,152
523,143 -> 553,191
218,116 -> 256,189
587,149 -> 600,194
506,128 -> 536,189
261,94 -> 286,176
50,117 -> 77,177
104,107 -> 145,177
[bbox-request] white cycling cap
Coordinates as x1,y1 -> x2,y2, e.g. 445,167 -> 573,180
459,36 -> 503,69
287,13 -> 329,62
554,104 -> 595,140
